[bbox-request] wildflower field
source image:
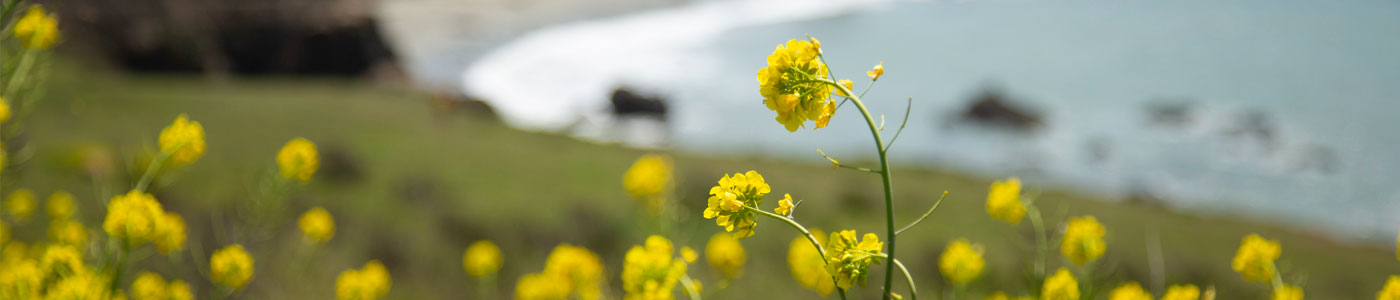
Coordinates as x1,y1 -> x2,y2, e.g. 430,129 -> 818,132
2,5 -> 1399,299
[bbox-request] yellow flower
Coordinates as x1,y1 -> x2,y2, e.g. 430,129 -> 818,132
49,219 -> 89,247
0,259 -> 42,298
13,5 -> 59,50
1378,275 -> 1400,300
0,97 -> 10,124
623,154 -> 673,215
131,272 -> 168,300
5,189 -> 36,221
775,193 -> 795,216
336,260 -> 392,300
210,244 -> 254,289
1231,234 -> 1281,283
621,235 -> 687,300
46,269 -> 112,300
987,291 -> 1032,300
939,239 -> 985,285
680,247 -> 698,264
1109,282 -> 1153,300
836,79 -> 854,97
1,241 -> 27,265
41,245 -> 87,279
788,229 -> 833,296
1041,268 -> 1080,300
48,190 -> 77,220
825,230 -> 885,289
277,137 -> 319,183
705,232 -> 745,279
1273,284 -> 1303,300
515,272 -> 569,300
1162,284 -> 1199,300
1061,215 -> 1107,265
543,244 -> 605,300
159,114 -> 206,166
703,171 -> 771,238
986,178 -> 1026,224
155,212 -> 187,254
757,38 -> 836,132
298,207 -> 335,244
103,190 -> 165,246
867,62 -> 884,80
168,280 -> 193,300
464,240 -> 504,278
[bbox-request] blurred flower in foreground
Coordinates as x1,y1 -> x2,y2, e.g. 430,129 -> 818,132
47,191 -> 76,220
1041,268 -> 1080,300
168,280 -> 194,300
542,244 -> 605,300
132,271 -> 170,300
825,230 -> 884,289
155,212 -> 187,254
516,272 -> 569,300
47,269 -> 110,300
103,190 -> 163,246
48,220 -> 88,247
298,207 -> 335,244
210,244 -> 254,289
705,232 -> 745,280
622,154 -> 672,215
159,114 -> 206,165
0,258 -> 41,297
1108,282 -> 1151,300
0,97 -> 9,124
788,229 -> 833,296
41,245 -> 85,278
774,194 -> 795,216
1378,276 -> 1400,300
1273,284 -> 1303,300
4,189 -> 35,221
621,235 -> 687,300
986,291 -> 1031,300
278,137 -> 319,183
464,240 -> 503,278
1162,284 -> 1199,300
1232,234 -> 1281,283
703,171 -> 770,238
757,38 -> 835,132
13,5 -> 59,50
986,178 -> 1025,224
939,239 -> 984,286
337,260 -> 392,300
680,247 -> 698,264
1061,216 -> 1107,265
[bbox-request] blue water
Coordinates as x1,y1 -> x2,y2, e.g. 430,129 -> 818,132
462,0 -> 1400,243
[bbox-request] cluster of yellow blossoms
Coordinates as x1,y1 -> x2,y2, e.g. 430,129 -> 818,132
757,38 -> 836,132
985,178 -> 1025,224
103,190 -> 187,253
210,244 -> 255,290
131,271 -> 195,300
1061,216 -> 1106,265
515,244 -> 606,300
1109,282 -> 1152,300
1231,234 -> 1281,283
787,229 -> 834,296
939,239 -> 985,286
621,235 -> 688,300
298,207 -> 336,244
622,154 -> 673,215
702,171 -> 770,238
336,260 -> 392,300
464,240 -> 504,278
1040,268 -> 1079,300
13,5 -> 58,50
704,233 -> 745,280
278,137 -> 320,183
158,114 -> 206,166
824,230 -> 884,289
4,189 -> 34,222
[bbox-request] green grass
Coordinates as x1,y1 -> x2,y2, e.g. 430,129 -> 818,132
7,61 -> 1396,299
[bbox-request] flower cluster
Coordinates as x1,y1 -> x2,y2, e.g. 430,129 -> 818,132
13,5 -> 59,50
1378,276 -> 1400,300
158,114 -> 206,166
336,260 -> 392,300
210,244 -> 255,290
705,232 -> 746,280
103,190 -> 186,253
824,230 -> 885,289
298,207 -> 336,244
621,235 -> 688,300
1231,234 -> 1281,283
130,271 -> 194,300
985,178 -> 1025,224
787,229 -> 833,296
703,171 -> 770,238
938,239 -> 984,285
1162,284 -> 1200,300
464,240 -> 504,278
5,189 -> 34,222
623,154 -> 673,214
515,244 -> 606,300
1041,268 -> 1080,300
278,137 -> 320,183
1061,215 -> 1107,265
1108,282 -> 1152,300
757,38 -> 836,132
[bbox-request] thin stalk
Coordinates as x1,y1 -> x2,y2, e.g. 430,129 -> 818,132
134,150 -> 172,192
744,206 -> 848,300
1026,204 -> 1049,279
893,258 -> 917,300
1,49 -> 36,99
896,191 -> 949,235
884,97 -> 913,152
817,149 -> 880,173
680,274 -> 703,300
820,78 -> 899,300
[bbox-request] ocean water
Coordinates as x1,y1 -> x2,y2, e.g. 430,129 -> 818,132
460,0 -> 1400,243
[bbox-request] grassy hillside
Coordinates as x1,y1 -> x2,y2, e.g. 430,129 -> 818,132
7,62 -> 1396,299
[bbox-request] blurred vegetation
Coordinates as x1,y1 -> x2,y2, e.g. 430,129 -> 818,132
6,59 -> 1394,299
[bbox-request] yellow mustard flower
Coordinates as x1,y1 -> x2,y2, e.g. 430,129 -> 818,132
1041,268 -> 1080,300
1232,234 -> 1281,283
5,189 -> 36,221
1109,282 -> 1153,300
41,245 -> 87,281
278,137 -> 319,183
46,269 -> 112,300
0,97 -> 10,124
986,178 -> 1025,224
543,244 -> 605,300
103,190 -> 165,246
210,244 -> 254,289
788,229 -> 833,296
515,272 -> 570,300
775,193 -> 795,216
0,259 -> 42,298
986,291 -> 1032,300
757,38 -> 836,132
168,280 -> 193,300
1162,284 -> 1199,300
464,240 -> 504,278
49,219 -> 89,247
623,154 -> 673,215
1273,284 -> 1303,300
48,190 -> 77,220
155,212 -> 187,254
825,230 -> 885,289
939,239 -> 985,285
703,171 -> 771,238
680,247 -> 698,264
159,114 -> 206,166
298,207 -> 335,244
336,260 -> 392,300
867,62 -> 885,80
621,235 -> 687,300
1378,275 -> 1400,300
1061,215 -> 1107,265
836,79 -> 854,97
13,5 -> 59,50
705,232 -> 746,279
131,272 -> 168,300
1,241 -> 27,265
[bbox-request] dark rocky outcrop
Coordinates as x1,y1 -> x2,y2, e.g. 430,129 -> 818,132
956,88 -> 1044,131
609,88 -> 668,121
1145,100 -> 1195,128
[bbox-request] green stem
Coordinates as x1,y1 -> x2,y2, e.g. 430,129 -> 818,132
680,274 -> 703,300
1026,204 -> 1049,280
896,191 -> 949,235
893,258 -> 917,300
2,48 -> 36,99
134,150 -> 171,192
744,206 -> 848,300
821,78 -> 899,300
